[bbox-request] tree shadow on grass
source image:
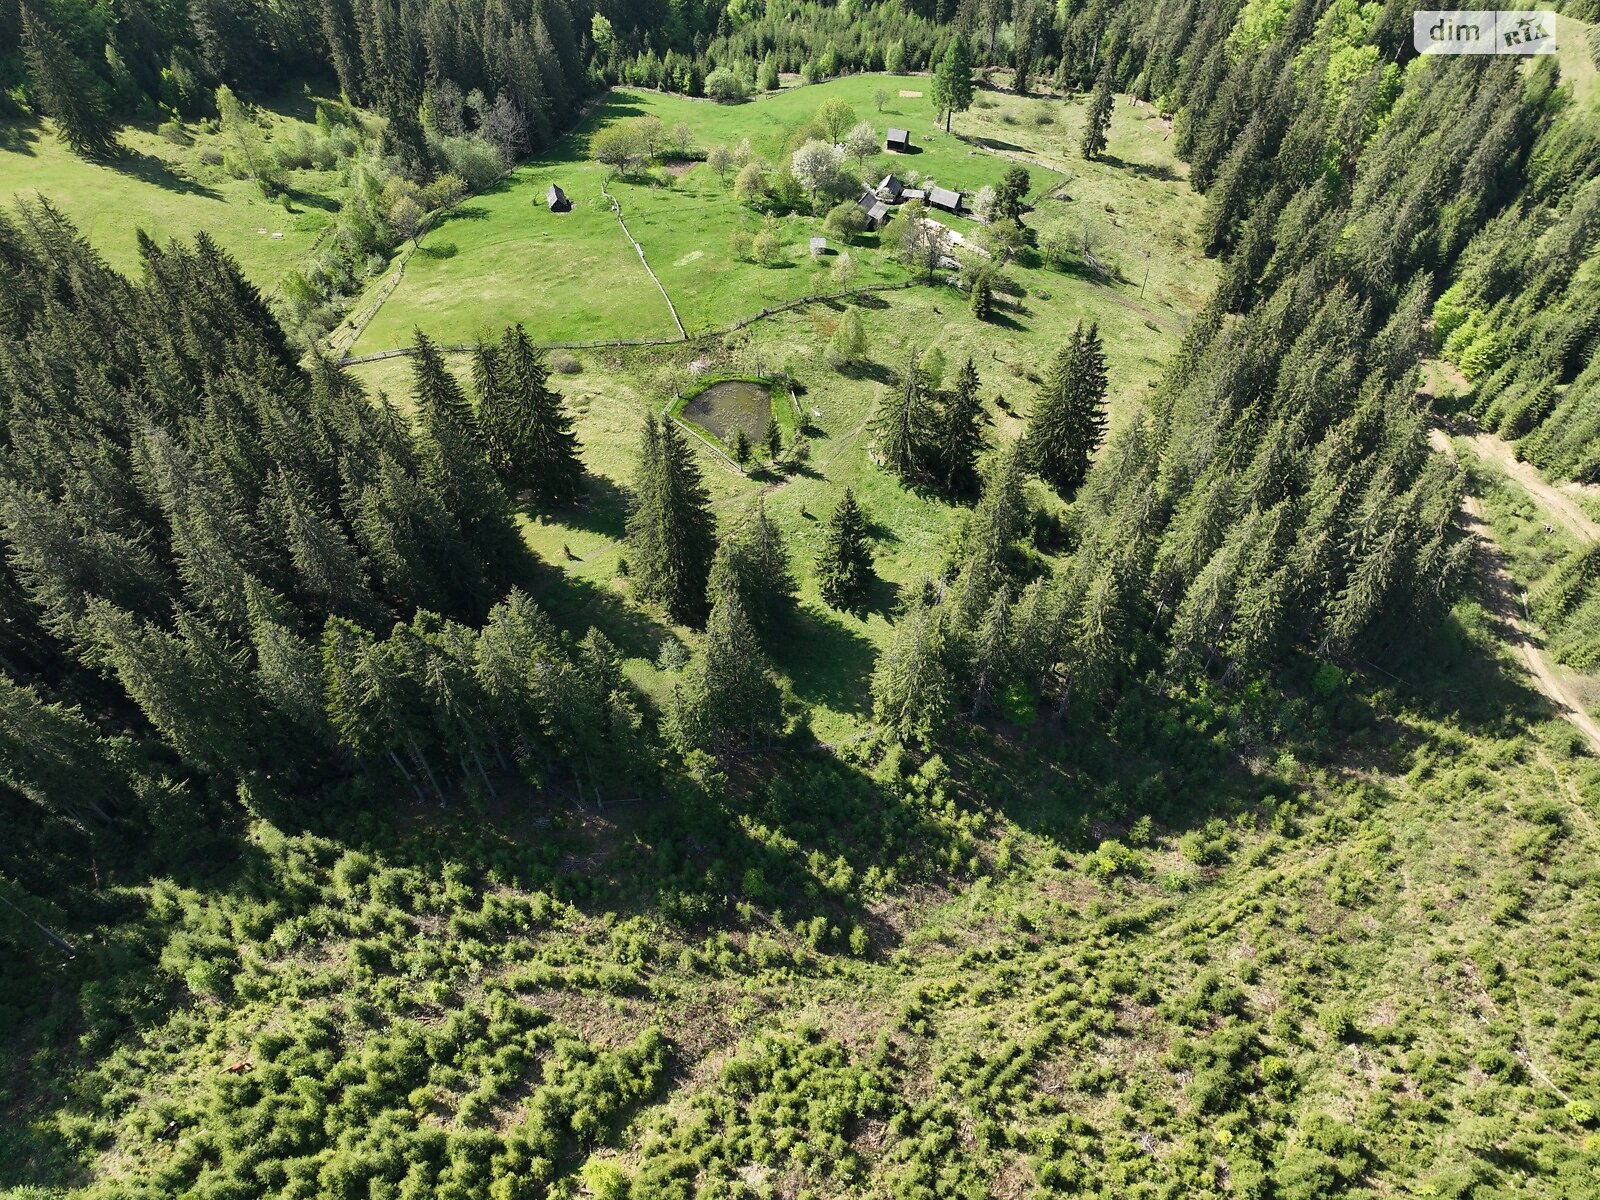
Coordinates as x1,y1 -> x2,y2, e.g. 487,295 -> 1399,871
1100,154 -> 1181,184
286,186 -> 340,214
420,242 -> 459,260
557,473 -> 631,541
773,607 -> 877,717
103,147 -> 222,200
528,559 -> 676,665
0,120 -> 41,155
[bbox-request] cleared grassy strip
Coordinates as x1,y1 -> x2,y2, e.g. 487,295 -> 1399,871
1,92 -> 345,288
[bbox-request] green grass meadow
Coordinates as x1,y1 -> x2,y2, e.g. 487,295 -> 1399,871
351,74 -> 1212,352
1,91 -> 346,290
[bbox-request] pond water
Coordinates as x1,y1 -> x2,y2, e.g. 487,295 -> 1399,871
681,379 -> 773,444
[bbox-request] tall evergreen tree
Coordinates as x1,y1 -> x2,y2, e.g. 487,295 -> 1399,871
476,324 -> 583,505
1081,66 -> 1113,161
666,590 -> 781,754
929,33 -> 973,133
816,488 -> 875,614
871,583 -> 952,744
935,356 -> 988,497
20,5 -> 117,158
874,347 -> 930,482
708,497 -> 794,637
1026,322 -> 1108,499
625,415 -> 717,626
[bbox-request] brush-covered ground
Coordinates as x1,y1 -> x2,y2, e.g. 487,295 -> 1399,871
4,590 -> 1599,1200
347,72 -> 1208,354
0,87 -> 350,290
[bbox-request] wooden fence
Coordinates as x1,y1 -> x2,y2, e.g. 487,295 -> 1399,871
337,280 -> 918,366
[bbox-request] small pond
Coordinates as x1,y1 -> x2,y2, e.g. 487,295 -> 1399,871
681,379 -> 773,444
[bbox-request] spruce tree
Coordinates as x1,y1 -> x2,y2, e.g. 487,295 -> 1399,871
967,585 -> 1013,716
929,33 -> 974,133
1081,67 -> 1113,161
764,417 -> 783,460
708,497 -> 794,636
666,590 -> 781,753
970,275 -> 993,321
936,356 -> 988,497
408,328 -> 515,578
1026,322 -> 1108,499
21,5 -> 117,158
816,488 -> 875,614
873,347 -> 929,482
871,584 -> 952,744
625,415 -> 717,626
476,324 -> 583,505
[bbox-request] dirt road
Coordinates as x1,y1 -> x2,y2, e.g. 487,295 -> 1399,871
1456,428 -> 1599,545
1430,429 -> 1600,755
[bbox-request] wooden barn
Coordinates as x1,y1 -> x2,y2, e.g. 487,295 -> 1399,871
928,186 -> 963,214
885,127 -> 912,152
876,174 -> 905,201
856,191 -> 890,228
546,185 -> 571,212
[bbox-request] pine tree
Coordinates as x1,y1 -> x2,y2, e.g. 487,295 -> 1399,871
1081,67 -> 1113,161
871,585 -> 952,744
970,275 -> 993,321
666,590 -> 781,753
21,5 -> 117,158
764,417 -> 783,460
874,347 -> 929,481
1026,322 -> 1108,498
625,415 -> 717,626
476,324 -> 583,505
0,674 -> 131,831
732,428 -> 751,464
708,497 -> 794,636
935,356 -> 988,496
952,438 -> 1027,627
967,585 -> 1012,716
408,328 -> 515,576
929,34 -> 974,133
816,488 -> 875,614
245,579 -> 333,750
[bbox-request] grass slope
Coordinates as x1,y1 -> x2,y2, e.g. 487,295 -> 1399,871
353,74 -> 1210,352
0,91 -> 346,289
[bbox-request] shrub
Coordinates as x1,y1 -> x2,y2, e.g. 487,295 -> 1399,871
705,68 -> 748,103
1318,1002 -> 1360,1042
550,352 -> 581,374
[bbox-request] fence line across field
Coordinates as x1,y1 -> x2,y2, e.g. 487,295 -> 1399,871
337,280 -> 917,366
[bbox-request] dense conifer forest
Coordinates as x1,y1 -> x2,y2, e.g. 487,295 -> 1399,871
4,0 -> 1600,1196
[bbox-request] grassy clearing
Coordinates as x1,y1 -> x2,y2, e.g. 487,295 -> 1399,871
352,259 -> 1184,741
0,89 -> 346,288
353,74 -> 1211,352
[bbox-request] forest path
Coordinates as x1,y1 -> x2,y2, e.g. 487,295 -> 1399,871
1430,429 -> 1600,756
1456,426 -> 1599,545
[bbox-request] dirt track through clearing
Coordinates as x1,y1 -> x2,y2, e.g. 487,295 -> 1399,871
1430,429 -> 1600,756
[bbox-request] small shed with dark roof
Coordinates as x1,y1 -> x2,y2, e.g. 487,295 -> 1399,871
546,184 -> 571,212
928,186 -> 963,214
810,236 -> 828,257
885,128 -> 912,152
857,191 -> 890,228
876,174 -> 905,201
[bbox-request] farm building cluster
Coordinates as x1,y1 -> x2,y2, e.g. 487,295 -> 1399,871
855,139 -> 965,230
